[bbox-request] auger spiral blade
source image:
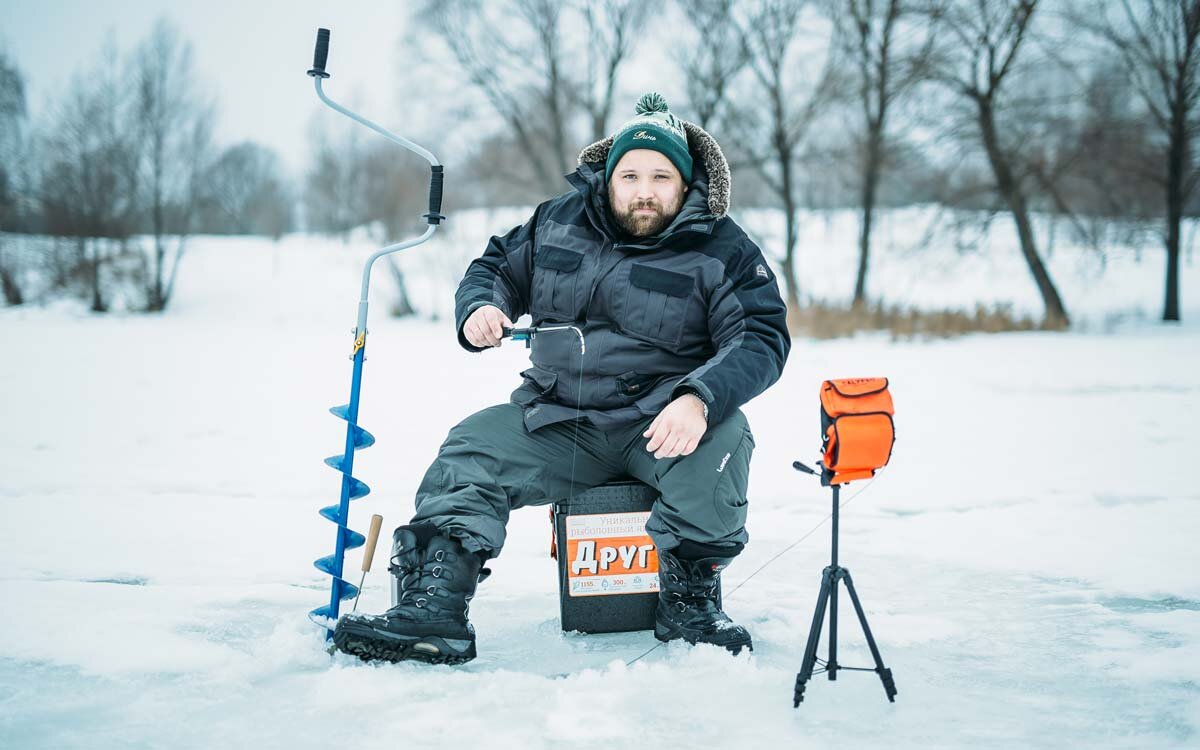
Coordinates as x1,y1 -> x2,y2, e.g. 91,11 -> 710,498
330,405 -> 376,448
313,392 -> 375,638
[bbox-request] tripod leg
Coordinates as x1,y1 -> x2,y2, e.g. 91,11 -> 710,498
842,570 -> 897,703
828,568 -> 840,680
794,566 -> 835,707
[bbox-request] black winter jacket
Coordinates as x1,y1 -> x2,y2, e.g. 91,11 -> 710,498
454,123 -> 791,431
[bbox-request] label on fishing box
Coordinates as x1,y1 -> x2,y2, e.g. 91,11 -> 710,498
565,511 -> 658,597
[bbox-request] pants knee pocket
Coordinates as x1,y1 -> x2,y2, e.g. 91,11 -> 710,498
713,425 -> 754,533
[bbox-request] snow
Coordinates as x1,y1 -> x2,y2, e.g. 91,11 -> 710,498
1,215 -> 1198,748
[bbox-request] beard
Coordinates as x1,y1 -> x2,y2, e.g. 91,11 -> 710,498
608,185 -> 686,238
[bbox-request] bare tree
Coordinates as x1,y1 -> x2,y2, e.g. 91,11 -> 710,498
416,0 -> 648,196
302,116 -> 424,239
1065,61 -> 1160,225
832,0 -> 935,303
0,50 -> 29,305
132,19 -> 215,312
677,0 -> 753,131
420,0 -> 569,194
198,142 -> 294,238
39,36 -> 142,312
923,0 -> 1069,327
361,138 -> 426,317
303,115 -> 364,237
302,118 -> 421,317
730,0 -> 841,321
1076,0 -> 1199,322
575,0 -> 653,141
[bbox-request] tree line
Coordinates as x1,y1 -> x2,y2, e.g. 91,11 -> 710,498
406,0 -> 1194,325
1,2 -> 1194,323
0,21 -> 293,312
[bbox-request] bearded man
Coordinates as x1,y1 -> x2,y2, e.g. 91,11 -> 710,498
334,93 -> 791,663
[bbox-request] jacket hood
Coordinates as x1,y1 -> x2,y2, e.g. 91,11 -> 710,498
577,120 -> 731,219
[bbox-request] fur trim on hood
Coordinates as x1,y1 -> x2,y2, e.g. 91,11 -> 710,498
577,120 -> 731,219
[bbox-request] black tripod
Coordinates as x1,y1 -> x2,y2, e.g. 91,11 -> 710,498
792,462 -> 897,707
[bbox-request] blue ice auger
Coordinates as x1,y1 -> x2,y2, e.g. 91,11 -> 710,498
305,28 -> 445,637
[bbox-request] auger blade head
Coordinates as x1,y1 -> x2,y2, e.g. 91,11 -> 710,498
308,606 -> 336,630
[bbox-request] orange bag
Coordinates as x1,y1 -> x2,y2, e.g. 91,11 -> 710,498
820,378 -> 895,485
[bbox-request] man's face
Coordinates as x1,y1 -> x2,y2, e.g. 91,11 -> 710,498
607,149 -> 689,238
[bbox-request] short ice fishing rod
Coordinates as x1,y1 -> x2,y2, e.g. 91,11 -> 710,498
306,27 -> 446,637
502,325 -> 586,354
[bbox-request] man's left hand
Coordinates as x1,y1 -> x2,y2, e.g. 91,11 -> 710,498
643,394 -> 708,459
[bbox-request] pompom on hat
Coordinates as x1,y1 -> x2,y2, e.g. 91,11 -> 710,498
604,92 -> 693,183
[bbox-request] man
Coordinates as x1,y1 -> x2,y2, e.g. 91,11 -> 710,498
333,93 -> 790,664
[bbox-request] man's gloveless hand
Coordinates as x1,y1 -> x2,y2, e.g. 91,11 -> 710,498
644,394 -> 708,459
464,305 -> 513,348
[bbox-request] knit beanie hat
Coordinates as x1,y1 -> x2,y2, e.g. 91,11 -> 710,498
604,93 -> 693,184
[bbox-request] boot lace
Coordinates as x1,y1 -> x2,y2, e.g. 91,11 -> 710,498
390,549 -> 449,611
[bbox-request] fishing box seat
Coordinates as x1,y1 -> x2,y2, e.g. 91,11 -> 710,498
548,479 -> 722,634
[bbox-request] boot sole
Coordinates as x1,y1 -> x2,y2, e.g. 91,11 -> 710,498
333,619 -> 476,665
654,622 -> 753,656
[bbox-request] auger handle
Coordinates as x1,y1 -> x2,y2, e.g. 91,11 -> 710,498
308,28 -> 331,78
426,166 -> 445,225
362,514 -> 383,572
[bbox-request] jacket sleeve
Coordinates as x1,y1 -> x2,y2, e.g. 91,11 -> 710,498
671,239 -> 791,423
454,205 -> 541,352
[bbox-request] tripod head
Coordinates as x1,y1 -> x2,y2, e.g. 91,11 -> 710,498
792,460 -> 820,476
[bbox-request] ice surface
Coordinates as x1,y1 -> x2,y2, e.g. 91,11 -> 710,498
1,222 -> 1197,748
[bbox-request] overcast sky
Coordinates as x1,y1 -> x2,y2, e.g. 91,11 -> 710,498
4,1 -> 415,174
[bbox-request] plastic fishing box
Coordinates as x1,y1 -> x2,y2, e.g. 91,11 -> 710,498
551,480 -> 722,634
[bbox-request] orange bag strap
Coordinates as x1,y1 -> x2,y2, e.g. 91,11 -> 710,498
828,378 -> 888,398
821,378 -> 894,418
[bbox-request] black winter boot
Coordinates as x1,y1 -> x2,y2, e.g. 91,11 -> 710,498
333,523 -> 490,664
655,548 -> 753,655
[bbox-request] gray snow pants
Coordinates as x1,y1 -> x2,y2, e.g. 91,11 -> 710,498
409,403 -> 755,559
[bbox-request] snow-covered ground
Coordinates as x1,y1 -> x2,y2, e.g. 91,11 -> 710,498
1,222 -> 1198,748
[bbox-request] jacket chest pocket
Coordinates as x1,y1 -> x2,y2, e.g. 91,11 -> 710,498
618,263 -> 695,346
531,245 -> 584,321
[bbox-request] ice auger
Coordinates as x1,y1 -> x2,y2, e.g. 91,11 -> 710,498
305,28 -> 446,636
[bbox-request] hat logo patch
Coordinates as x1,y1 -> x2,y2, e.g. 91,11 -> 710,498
633,130 -> 657,141
756,264 -> 769,278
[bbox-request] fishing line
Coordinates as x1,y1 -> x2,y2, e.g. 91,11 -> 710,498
566,328 -> 586,506
620,475 -> 879,668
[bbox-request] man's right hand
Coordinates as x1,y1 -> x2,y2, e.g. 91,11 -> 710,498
463,305 -> 513,348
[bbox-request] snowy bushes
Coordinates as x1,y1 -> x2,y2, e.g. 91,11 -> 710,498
0,233 -> 173,313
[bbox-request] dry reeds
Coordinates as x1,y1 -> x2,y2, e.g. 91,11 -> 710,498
788,300 -> 1061,340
